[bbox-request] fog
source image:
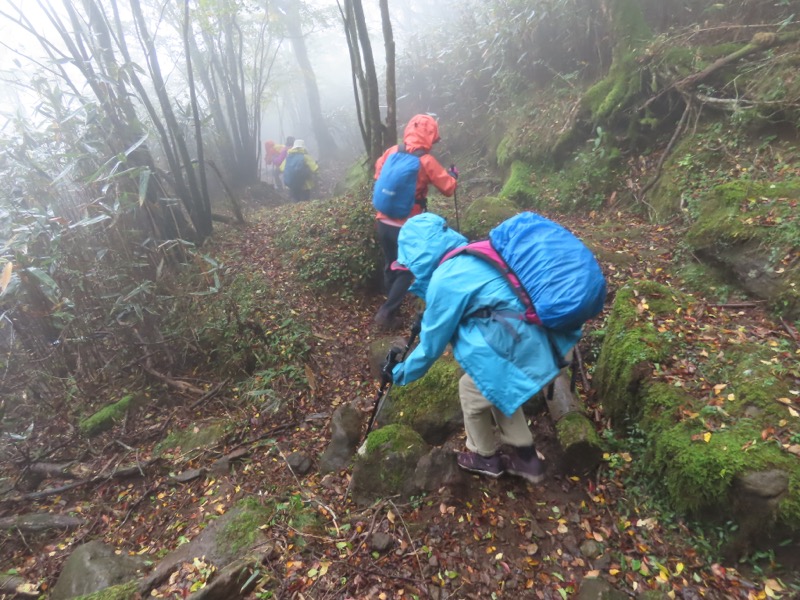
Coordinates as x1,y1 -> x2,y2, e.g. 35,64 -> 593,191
0,0 -> 462,168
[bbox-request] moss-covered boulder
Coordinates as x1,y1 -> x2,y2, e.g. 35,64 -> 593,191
350,424 -> 429,506
499,161 -> 538,206
685,179 -> 800,318
595,280 -> 800,544
461,196 -> 518,240
595,280 -> 683,426
381,356 -> 463,445
50,541 -> 146,600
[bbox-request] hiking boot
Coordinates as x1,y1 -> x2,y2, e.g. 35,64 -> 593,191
502,448 -> 546,484
456,451 -> 504,478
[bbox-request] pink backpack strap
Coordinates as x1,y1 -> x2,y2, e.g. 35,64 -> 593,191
440,241 -> 541,325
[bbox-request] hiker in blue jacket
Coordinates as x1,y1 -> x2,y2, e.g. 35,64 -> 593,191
387,213 -> 581,483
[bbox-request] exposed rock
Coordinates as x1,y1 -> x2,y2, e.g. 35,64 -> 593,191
576,577 -> 628,600
370,532 -> 395,552
286,451 -> 312,475
139,500 -> 270,595
186,550 -> 273,600
579,539 -> 603,560
170,467 -> 207,483
381,356 -> 463,445
49,540 -> 147,600
350,424 -> 429,506
319,403 -> 363,474
413,447 -> 467,493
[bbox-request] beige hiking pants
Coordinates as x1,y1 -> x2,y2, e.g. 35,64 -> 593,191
459,373 -> 534,457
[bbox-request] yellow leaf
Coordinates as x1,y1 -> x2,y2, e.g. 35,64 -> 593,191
609,568 -> 620,576
593,531 -> 603,542
789,407 -> 799,418
675,562 -> 684,575
713,384 -> 727,394
585,570 -> 600,578
495,552 -> 504,560
703,432 -> 712,443
0,262 -> 12,294
387,510 -> 396,524
777,398 -> 792,405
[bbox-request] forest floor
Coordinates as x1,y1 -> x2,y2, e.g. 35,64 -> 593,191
2,181 -> 800,599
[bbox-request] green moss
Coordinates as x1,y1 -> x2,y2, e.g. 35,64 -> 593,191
462,196 -> 519,239
499,161 -> 537,206
365,423 -> 427,457
595,280 -> 684,425
556,412 -> 599,447
597,282 -> 800,530
686,179 -> 800,247
220,497 -> 274,555
74,580 -> 138,600
154,421 -> 227,456
79,395 -> 134,437
384,356 -> 460,423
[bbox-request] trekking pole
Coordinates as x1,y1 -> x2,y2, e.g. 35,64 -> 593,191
450,164 -> 460,231
363,311 -> 423,442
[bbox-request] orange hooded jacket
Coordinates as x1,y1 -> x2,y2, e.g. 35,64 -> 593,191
374,114 -> 457,226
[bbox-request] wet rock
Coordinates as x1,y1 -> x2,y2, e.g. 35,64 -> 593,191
413,447 -> 467,493
577,577 -> 628,600
580,539 -> 603,560
286,451 -> 312,475
319,404 -> 362,474
370,532 -> 394,552
49,540 -> 147,600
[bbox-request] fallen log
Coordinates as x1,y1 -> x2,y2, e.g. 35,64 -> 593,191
544,364 -> 603,474
0,512 -> 84,534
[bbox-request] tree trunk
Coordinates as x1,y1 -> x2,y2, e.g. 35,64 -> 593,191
276,0 -> 338,158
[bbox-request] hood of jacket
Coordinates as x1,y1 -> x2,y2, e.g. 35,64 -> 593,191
397,213 -> 467,297
402,114 -> 440,153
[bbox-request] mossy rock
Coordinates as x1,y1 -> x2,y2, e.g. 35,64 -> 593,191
381,355 -> 463,445
350,424 -> 429,506
596,281 -> 800,534
685,179 -> 800,318
74,580 -> 138,600
594,280 -> 685,426
499,161 -> 537,206
79,395 -> 137,437
154,421 -> 228,457
461,196 -> 518,240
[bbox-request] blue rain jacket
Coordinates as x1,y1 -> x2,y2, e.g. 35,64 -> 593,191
392,213 -> 581,416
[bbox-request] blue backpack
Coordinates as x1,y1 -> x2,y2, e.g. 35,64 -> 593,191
283,153 -> 310,189
372,144 -> 425,219
442,212 -> 607,332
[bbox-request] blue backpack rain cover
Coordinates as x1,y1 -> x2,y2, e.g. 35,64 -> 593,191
488,212 -> 606,331
372,146 -> 423,219
283,153 -> 310,189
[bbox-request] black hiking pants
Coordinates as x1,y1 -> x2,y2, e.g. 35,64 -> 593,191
376,220 -> 413,319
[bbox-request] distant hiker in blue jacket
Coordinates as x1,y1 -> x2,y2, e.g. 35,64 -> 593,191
387,213 -> 580,483
281,139 -> 318,202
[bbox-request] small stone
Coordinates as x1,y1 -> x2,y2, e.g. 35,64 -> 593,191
286,451 -> 312,475
370,532 -> 394,552
579,539 -> 603,560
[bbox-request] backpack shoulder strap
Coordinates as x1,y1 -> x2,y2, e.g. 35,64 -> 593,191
440,240 -> 541,325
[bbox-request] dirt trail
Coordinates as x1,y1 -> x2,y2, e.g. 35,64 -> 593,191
2,207 -> 797,599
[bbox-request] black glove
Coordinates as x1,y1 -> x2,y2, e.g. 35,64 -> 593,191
447,164 -> 459,180
380,348 -> 400,385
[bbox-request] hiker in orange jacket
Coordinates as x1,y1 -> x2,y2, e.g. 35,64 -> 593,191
373,114 -> 458,329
